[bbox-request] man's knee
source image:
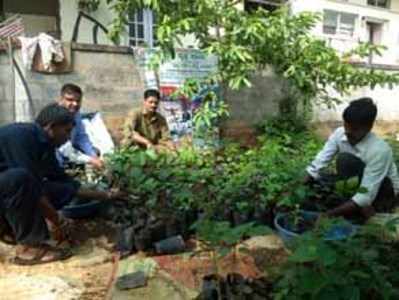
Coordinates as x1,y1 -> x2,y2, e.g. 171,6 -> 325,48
0,168 -> 40,202
5,168 -> 35,184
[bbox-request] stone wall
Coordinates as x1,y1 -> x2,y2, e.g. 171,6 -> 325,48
0,53 -> 14,124
0,44 -> 145,141
0,44 -> 285,144
222,69 -> 284,144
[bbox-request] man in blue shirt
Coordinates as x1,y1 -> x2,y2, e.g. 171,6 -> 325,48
0,104 -> 75,264
0,104 -> 123,265
57,83 -> 104,169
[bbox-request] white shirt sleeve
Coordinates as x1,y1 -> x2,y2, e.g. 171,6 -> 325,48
352,147 -> 393,207
306,129 -> 340,179
58,141 -> 92,164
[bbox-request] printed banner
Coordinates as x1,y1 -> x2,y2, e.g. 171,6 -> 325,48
134,48 -> 218,141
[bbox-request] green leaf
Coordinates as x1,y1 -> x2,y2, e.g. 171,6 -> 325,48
289,243 -> 319,263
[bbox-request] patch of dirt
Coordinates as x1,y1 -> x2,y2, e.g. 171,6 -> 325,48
0,218 -> 119,300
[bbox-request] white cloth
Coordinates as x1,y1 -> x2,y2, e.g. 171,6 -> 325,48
57,112 -> 114,166
81,112 -> 115,156
58,141 -> 92,164
18,33 -> 64,70
307,127 -> 399,207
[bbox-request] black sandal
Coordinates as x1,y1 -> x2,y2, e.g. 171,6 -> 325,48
13,244 -> 72,266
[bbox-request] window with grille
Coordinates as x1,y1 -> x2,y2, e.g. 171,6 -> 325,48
323,10 -> 357,37
367,0 -> 390,8
128,9 -> 157,47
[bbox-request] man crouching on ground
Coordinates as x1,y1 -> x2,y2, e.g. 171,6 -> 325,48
0,104 -> 122,265
304,97 -> 399,221
122,89 -> 175,152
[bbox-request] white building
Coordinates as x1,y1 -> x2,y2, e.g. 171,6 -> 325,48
286,0 -> 399,123
290,0 -> 399,66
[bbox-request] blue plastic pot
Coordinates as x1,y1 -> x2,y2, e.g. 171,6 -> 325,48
61,200 -> 107,219
274,210 -> 356,243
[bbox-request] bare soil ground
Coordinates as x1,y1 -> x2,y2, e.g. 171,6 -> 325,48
0,219 -> 119,300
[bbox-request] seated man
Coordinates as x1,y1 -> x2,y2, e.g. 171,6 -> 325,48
122,89 -> 175,151
305,98 -> 399,221
0,104 -> 121,265
57,83 -> 104,169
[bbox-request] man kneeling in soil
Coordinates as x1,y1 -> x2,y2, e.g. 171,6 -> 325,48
0,104 -> 121,265
122,89 -> 175,152
304,97 -> 399,221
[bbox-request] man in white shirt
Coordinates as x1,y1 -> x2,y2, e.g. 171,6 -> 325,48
305,98 -> 399,220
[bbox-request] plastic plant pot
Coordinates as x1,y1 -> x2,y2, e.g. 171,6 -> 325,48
274,210 -> 356,243
154,235 -> 185,255
61,200 -> 107,219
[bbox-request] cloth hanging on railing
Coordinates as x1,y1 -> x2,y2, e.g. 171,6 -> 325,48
18,33 -> 64,71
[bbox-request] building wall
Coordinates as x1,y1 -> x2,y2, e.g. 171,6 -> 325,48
0,44 -> 285,143
313,75 -> 399,123
0,53 -> 14,124
3,0 -> 58,16
59,0 -> 116,45
58,0 -> 197,47
224,69 -> 283,125
0,45 -> 145,141
291,0 -> 399,65
19,14 -> 58,37
289,0 -> 399,124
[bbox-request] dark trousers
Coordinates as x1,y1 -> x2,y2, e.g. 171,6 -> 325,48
336,153 -> 396,212
42,179 -> 79,210
0,168 -> 49,245
327,152 -> 396,212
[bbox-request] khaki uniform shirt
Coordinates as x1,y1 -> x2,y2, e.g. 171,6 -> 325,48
122,109 -> 171,147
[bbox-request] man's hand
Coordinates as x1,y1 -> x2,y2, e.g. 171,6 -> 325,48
145,141 -> 154,149
77,187 -> 128,202
107,188 -> 128,200
303,173 -> 314,185
89,157 -> 104,169
360,205 -> 376,220
326,200 -> 359,218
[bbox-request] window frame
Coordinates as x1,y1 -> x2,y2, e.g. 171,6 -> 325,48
127,8 -> 157,47
367,0 -> 390,9
322,10 -> 357,38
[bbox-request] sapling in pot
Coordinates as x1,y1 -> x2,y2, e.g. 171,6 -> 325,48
192,219 -> 272,299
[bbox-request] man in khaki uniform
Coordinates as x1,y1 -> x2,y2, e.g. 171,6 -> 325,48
122,89 -> 175,151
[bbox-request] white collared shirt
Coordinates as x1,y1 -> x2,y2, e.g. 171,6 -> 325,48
307,127 -> 399,207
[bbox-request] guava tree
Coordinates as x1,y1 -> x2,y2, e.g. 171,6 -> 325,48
102,0 -> 399,113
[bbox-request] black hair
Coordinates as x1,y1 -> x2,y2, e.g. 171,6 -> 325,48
144,89 -> 160,100
343,97 -> 377,127
61,83 -> 83,98
36,103 -> 75,127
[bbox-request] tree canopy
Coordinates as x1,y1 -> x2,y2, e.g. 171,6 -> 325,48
100,0 -> 399,110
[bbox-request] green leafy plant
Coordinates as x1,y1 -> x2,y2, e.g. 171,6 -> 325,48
192,220 -> 272,258
335,177 -> 368,199
273,219 -> 399,300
